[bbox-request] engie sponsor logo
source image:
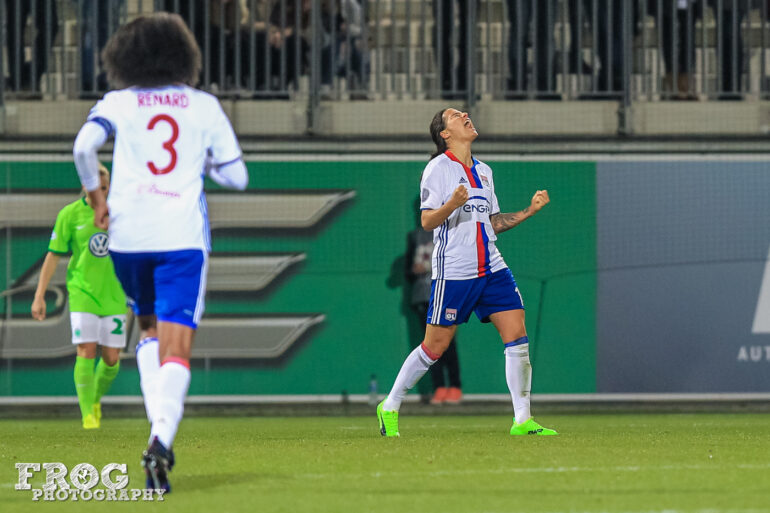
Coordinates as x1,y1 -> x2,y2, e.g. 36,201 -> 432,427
15,462 -> 166,502
462,203 -> 490,213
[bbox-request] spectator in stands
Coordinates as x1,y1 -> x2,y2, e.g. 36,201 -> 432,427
582,0 -> 637,99
267,0 -> 313,91
260,0 -> 335,93
568,0 -> 593,76
157,0 -> 310,96
205,0 -> 260,90
708,0 -> 746,99
405,199 -> 463,405
505,0 -> 558,99
647,0 -> 747,100
335,0 -> 369,97
77,0 -> 124,97
157,1 -> 264,91
4,0 -> 58,93
648,1 -> 698,100
433,0 -> 478,100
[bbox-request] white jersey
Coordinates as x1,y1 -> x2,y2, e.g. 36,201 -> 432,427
87,85 -> 241,252
420,151 -> 508,280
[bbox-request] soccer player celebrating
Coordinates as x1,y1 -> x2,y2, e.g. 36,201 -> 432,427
72,13 -> 248,491
31,164 -> 125,430
377,108 -> 557,437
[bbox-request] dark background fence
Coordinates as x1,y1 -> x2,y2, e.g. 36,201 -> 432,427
2,1 -> 770,107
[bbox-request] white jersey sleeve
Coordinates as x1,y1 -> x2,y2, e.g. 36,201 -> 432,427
420,160 -> 447,211
206,159 -> 248,190
73,121 -> 109,191
206,100 -> 241,166
86,93 -> 120,138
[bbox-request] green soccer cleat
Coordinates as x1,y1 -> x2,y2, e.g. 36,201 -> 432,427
377,400 -> 400,437
510,418 -> 558,436
92,403 -> 102,423
82,414 -> 100,430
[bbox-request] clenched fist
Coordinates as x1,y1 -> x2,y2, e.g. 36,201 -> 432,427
530,189 -> 549,213
449,185 -> 469,209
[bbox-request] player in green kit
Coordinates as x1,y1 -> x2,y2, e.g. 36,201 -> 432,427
31,164 -> 126,429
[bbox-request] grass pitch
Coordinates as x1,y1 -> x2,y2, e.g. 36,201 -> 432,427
1,414 -> 769,513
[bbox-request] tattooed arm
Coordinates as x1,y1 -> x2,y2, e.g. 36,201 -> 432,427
489,190 -> 549,234
489,208 -> 532,234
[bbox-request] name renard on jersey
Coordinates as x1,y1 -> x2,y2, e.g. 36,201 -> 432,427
137,91 -> 190,108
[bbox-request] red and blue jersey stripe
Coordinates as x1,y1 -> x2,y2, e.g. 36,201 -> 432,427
475,221 -> 490,276
445,151 -> 483,188
444,151 -> 490,277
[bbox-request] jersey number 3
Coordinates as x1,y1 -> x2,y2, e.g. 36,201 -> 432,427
146,114 -> 179,175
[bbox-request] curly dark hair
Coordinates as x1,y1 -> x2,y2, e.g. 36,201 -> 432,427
429,108 -> 448,160
102,12 -> 201,89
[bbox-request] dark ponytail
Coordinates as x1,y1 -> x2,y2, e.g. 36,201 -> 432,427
429,109 -> 448,160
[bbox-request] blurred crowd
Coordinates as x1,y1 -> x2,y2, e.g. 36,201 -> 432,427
2,0 -> 768,100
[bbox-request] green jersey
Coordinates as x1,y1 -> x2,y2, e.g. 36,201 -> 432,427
48,198 -> 126,316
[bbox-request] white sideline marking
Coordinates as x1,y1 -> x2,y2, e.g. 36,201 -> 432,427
299,462 -> 770,479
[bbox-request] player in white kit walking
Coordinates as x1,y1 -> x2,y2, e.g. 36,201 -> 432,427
72,13 -> 248,491
377,108 -> 557,437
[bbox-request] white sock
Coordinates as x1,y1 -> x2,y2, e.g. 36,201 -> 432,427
135,337 -> 160,424
505,342 -> 532,424
382,344 -> 437,411
150,360 -> 191,449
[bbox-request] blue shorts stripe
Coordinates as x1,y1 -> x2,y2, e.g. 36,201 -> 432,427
199,191 -> 211,252
193,252 -> 209,324
432,279 -> 445,324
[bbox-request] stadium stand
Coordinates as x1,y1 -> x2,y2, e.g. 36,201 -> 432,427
2,0 -> 770,137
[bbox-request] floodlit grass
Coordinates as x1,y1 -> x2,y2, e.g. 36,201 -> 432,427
1,414 -> 769,512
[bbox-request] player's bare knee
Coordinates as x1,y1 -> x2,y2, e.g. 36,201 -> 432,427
503,329 -> 527,344
422,337 -> 451,358
100,347 -> 120,366
77,343 -> 97,359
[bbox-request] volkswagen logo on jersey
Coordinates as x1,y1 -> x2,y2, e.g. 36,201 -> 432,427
88,233 -> 109,257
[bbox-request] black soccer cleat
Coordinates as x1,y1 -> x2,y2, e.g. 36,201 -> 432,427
142,436 -> 173,493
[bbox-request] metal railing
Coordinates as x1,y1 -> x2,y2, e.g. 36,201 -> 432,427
1,0 -> 769,105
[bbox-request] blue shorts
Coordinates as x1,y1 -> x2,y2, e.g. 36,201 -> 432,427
110,249 -> 208,329
426,268 -> 524,326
